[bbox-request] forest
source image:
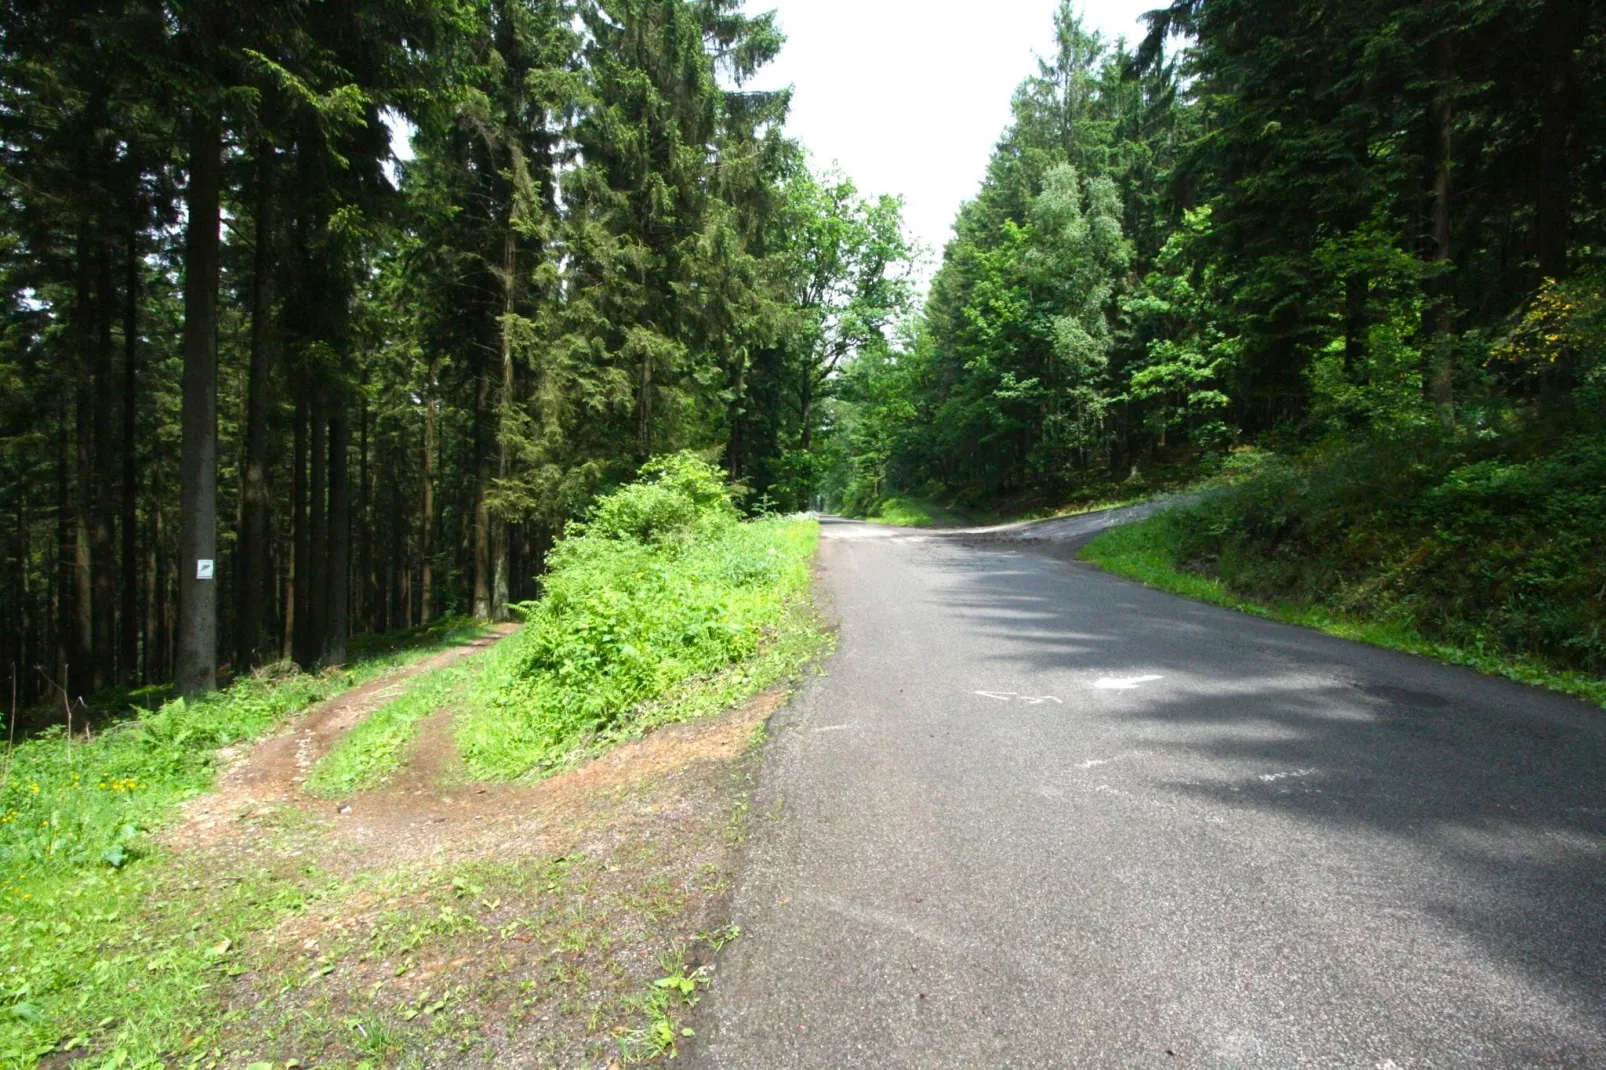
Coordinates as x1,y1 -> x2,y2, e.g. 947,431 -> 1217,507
835,0 -> 1605,514
4,1 -> 1606,1064
0,0 -> 911,706
4,0 -> 1606,708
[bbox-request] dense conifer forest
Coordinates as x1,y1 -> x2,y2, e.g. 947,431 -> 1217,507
0,0 -> 911,704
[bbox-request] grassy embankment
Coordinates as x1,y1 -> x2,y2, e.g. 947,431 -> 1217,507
857,458 -> 1209,529
1081,433 -> 1606,707
2,454 -> 826,1066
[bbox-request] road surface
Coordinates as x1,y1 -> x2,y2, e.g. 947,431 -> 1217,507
690,511 -> 1606,1068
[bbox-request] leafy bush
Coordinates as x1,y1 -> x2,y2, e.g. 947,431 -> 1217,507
1160,429 -> 1606,676
456,453 -> 818,779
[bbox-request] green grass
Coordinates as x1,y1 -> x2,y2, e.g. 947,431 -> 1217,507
1082,512 -> 1606,708
456,514 -> 822,781
0,620 -> 489,1064
861,495 -> 960,528
444,453 -> 825,782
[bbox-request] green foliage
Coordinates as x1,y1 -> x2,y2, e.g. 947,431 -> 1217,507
863,497 -> 946,528
456,454 -> 818,779
1085,430 -> 1606,698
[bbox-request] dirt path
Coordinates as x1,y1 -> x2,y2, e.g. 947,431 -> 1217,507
169,625 -> 515,849
147,624 -> 797,1067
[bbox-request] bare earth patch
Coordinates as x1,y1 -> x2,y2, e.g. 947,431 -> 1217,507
149,635 -> 784,1068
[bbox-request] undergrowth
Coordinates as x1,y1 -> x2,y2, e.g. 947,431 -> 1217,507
861,496 -> 952,528
456,452 -> 821,780
1082,431 -> 1606,708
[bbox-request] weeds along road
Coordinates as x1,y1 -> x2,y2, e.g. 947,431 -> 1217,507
690,510 -> 1606,1069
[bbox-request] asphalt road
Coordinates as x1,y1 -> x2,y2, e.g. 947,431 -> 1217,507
689,511 -> 1606,1069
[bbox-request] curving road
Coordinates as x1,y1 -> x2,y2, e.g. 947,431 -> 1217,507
690,510 -> 1606,1069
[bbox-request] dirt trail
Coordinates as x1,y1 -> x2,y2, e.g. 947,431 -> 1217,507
146,626 -> 796,1068
169,625 -> 514,849
171,620 -> 782,876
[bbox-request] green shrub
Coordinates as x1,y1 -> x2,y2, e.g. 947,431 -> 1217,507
456,453 -> 817,779
1159,429 -> 1606,675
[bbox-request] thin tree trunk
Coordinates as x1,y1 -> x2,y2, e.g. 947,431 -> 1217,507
420,357 -> 436,625
237,140 -> 276,671
323,408 -> 350,666
73,230 -> 93,690
303,400 -> 327,665
176,108 -> 223,697
492,232 -> 517,622
144,498 -> 159,686
92,246 -> 117,686
358,396 -> 373,632
55,394 -> 76,690
120,195 -> 140,683
472,363 -> 492,621
1425,33 -> 1455,426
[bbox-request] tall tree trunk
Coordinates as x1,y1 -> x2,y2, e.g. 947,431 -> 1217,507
176,108 -> 223,697
323,408 -> 351,666
120,196 -> 140,683
420,357 -> 436,625
144,497 -> 160,686
357,397 -> 370,631
55,393 -> 78,692
302,400 -> 327,665
492,231 -> 517,622
73,237 -> 93,691
287,404 -> 307,661
472,362 -> 492,621
92,246 -> 117,686
1425,33 -> 1455,426
237,141 -> 276,671
1537,0 -> 1575,284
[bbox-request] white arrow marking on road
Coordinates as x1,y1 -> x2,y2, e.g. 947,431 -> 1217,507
975,691 -> 1017,701
1092,674 -> 1164,691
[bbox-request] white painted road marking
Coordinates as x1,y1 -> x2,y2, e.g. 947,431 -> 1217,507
1093,674 -> 1164,690
974,691 -> 1064,704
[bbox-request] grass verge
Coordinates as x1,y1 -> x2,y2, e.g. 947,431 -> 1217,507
1082,512 -> 1606,708
860,496 -> 962,528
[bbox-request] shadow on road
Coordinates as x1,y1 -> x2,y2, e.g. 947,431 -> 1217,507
925,536 -> 1606,1025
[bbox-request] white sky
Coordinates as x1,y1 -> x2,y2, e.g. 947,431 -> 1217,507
746,1 -> 1157,281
